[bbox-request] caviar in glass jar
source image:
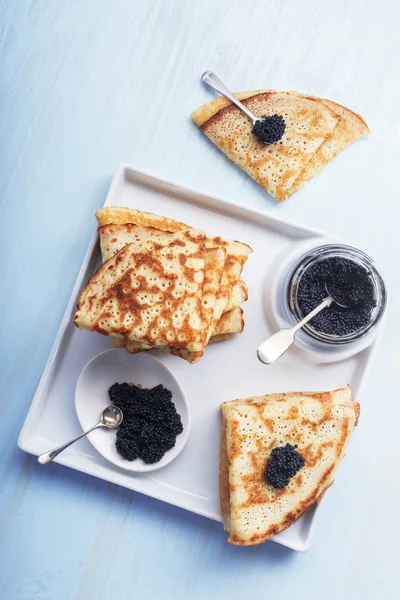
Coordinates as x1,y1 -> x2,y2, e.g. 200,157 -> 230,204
297,256 -> 377,336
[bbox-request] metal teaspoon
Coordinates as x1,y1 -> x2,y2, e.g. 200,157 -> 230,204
201,71 -> 262,128
37,405 -> 123,464
257,284 -> 350,365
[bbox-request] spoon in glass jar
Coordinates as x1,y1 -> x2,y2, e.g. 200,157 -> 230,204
257,285 -> 350,365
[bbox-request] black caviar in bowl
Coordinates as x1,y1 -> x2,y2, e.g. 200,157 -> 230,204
109,382 -> 183,464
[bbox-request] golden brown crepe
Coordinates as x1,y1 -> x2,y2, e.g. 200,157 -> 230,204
167,246 -> 227,363
192,91 -> 369,201
212,306 -> 244,337
124,306 -> 244,354
74,229 -> 211,353
85,208 -> 252,361
287,97 -> 370,195
96,210 -> 252,315
220,387 -> 359,545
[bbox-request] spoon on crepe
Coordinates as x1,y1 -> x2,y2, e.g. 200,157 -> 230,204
201,71 -> 286,144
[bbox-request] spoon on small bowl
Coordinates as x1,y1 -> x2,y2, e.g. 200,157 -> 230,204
257,285 -> 350,365
38,405 -> 123,464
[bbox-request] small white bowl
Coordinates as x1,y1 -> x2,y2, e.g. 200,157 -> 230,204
75,349 -> 190,472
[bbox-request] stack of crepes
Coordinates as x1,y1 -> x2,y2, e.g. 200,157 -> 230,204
73,207 -> 252,363
192,91 -> 370,201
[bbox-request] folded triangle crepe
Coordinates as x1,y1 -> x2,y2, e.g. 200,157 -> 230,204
96,209 -> 252,313
74,229 -> 212,352
98,222 -> 249,316
192,90 -> 369,201
220,387 -> 359,545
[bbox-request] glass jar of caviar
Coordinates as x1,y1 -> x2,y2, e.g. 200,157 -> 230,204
286,244 -> 386,345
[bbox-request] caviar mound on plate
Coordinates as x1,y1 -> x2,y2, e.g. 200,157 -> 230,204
265,443 -> 305,489
109,382 -> 183,464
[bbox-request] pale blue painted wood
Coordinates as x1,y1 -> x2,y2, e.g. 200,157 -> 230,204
1,0 -> 399,598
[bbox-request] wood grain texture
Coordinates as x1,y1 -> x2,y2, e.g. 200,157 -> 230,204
0,0 -> 399,598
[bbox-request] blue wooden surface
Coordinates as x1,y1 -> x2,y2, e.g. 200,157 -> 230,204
1,1 -> 399,598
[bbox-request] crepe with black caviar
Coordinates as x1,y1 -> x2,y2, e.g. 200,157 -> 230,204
74,229 -> 212,352
219,387 -> 359,545
192,91 -> 369,201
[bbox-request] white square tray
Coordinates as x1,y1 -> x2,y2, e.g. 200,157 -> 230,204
18,165 -> 379,551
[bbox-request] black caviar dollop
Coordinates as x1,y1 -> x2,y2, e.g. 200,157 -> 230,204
296,256 -> 377,336
265,443 -> 305,489
109,382 -> 183,464
252,114 -> 286,144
